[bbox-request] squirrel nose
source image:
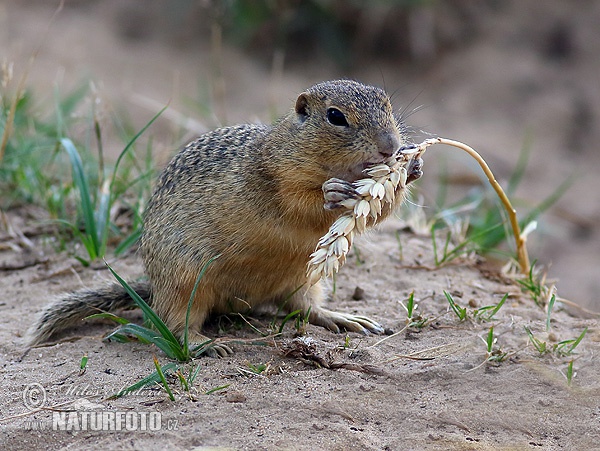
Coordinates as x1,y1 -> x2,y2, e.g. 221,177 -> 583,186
375,131 -> 400,157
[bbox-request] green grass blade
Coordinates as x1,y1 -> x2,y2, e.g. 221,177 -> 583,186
106,323 -> 161,340
95,179 -> 111,257
566,360 -> 574,385
546,294 -> 556,331
105,261 -> 181,347
79,353 -> 88,373
114,229 -> 143,256
60,137 -> 99,258
85,312 -> 131,325
53,85 -> 66,139
490,294 -> 507,314
109,362 -> 178,399
406,291 -> 415,318
524,326 -> 546,354
278,309 -> 302,334
183,255 -> 220,355
205,384 -> 230,395
488,293 -> 508,320
188,364 -> 202,385
443,290 -> 466,320
486,327 -> 494,353
507,134 -> 532,196
109,105 -> 167,197
103,323 -> 158,344
105,323 -> 183,359
190,339 -> 218,357
154,356 -> 175,401
176,370 -> 189,392
567,327 -> 587,354
520,176 -> 574,229
51,218 -> 93,265
431,227 -> 439,265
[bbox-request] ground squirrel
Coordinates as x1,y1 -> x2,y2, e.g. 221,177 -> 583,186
27,80 -> 423,356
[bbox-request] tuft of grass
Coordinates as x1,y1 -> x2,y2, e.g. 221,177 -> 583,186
1,77 -> 164,261
176,369 -> 190,392
400,291 -> 429,329
516,261 -> 547,306
403,291 -> 417,320
525,326 -> 587,357
431,221 -> 485,266
444,291 -> 508,325
58,138 -> 106,263
483,326 -> 508,363
175,364 -> 202,396
58,106 -> 165,264
553,328 -> 587,357
277,310 -> 302,335
524,326 -> 548,355
342,335 -> 351,349
113,359 -> 228,400
473,293 -> 508,322
246,362 -> 269,374
443,290 -> 468,321
294,308 -> 310,335
102,256 -> 219,361
110,362 -> 178,399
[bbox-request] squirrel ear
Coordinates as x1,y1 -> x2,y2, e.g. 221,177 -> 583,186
295,93 -> 310,121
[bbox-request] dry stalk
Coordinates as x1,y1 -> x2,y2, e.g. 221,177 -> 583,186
306,137 -> 531,286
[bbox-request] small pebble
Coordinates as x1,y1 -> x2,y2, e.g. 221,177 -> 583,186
352,286 -> 365,300
226,391 -> 247,403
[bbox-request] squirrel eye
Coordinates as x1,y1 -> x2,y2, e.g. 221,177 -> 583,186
326,108 -> 349,127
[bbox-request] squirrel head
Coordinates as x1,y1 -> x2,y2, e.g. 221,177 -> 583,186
291,79 -> 404,181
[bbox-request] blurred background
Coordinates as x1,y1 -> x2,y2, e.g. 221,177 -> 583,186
1,0 -> 599,308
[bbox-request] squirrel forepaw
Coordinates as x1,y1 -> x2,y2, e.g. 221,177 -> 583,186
406,157 -> 424,185
322,178 -> 359,210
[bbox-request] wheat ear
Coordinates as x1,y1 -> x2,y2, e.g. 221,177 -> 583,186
306,137 -> 531,286
306,140 -> 430,286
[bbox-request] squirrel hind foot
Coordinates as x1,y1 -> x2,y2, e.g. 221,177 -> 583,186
308,306 -> 384,335
188,332 -> 234,358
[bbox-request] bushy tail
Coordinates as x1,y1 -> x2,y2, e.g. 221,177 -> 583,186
26,281 -> 151,346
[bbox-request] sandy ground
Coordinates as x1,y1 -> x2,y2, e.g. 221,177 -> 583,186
1,1 -> 600,449
1,214 -> 599,450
